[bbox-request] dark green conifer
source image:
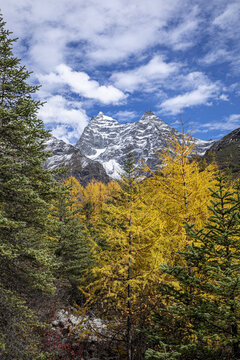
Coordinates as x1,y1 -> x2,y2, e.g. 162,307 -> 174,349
0,16 -> 57,358
146,175 -> 240,360
52,175 -> 91,303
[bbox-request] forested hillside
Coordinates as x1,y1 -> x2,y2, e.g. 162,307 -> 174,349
0,16 -> 240,360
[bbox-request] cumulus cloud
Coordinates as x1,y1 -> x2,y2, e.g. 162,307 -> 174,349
38,95 -> 89,143
111,56 -> 180,92
39,64 -> 126,104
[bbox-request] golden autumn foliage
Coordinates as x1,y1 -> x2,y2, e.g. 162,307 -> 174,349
64,176 -> 84,202
78,180 -> 121,224
64,176 -> 84,215
59,177 -> 120,226
79,154 -> 165,358
52,138 -> 220,358
144,133 -> 218,262
85,179 -> 163,309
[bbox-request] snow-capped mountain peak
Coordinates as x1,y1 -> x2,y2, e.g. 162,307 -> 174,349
76,111 -> 213,178
91,112 -> 119,124
139,110 -> 164,123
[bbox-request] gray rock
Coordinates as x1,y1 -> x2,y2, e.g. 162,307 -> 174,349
76,111 -> 214,178
45,136 -> 110,185
45,111 -> 215,182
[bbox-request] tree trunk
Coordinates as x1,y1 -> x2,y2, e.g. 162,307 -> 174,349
127,218 -> 132,360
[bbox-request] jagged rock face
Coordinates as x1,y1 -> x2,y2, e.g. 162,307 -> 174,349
76,111 -> 213,178
45,137 -> 110,186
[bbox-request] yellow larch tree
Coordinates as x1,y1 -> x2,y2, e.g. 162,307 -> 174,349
80,152 -> 164,360
64,176 -> 84,216
79,180 -> 120,225
144,133 -> 217,263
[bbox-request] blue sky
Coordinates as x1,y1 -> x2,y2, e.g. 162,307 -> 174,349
1,0 -> 240,143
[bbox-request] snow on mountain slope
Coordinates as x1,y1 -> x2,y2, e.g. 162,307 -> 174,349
45,136 -> 109,186
76,111 -> 213,178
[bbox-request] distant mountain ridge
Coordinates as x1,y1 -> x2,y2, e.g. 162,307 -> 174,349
46,111 -> 240,183
76,111 -> 213,178
205,127 -> 240,177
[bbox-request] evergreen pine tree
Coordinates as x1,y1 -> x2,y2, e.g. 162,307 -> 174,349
145,175 -> 240,360
0,16 -> 57,358
52,175 -> 91,303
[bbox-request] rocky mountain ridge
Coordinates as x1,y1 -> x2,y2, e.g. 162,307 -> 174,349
45,111 -> 240,183
205,127 -> 240,177
45,137 -> 109,186
76,111 -> 213,178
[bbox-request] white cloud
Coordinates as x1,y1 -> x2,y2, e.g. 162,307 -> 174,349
200,48 -> 233,66
114,110 -> 138,122
29,28 -> 68,72
1,0 -> 239,142
111,56 -> 180,92
160,6 -> 200,51
80,0 -> 192,64
200,2 -> 240,71
38,95 -> 89,143
160,84 -> 219,115
1,0 -> 200,71
213,2 -> 240,31
219,94 -> 229,101
50,125 -> 76,144
199,114 -> 240,132
176,72 -> 212,90
2,0 -> 239,78
39,64 -> 126,104
158,71 -> 224,114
